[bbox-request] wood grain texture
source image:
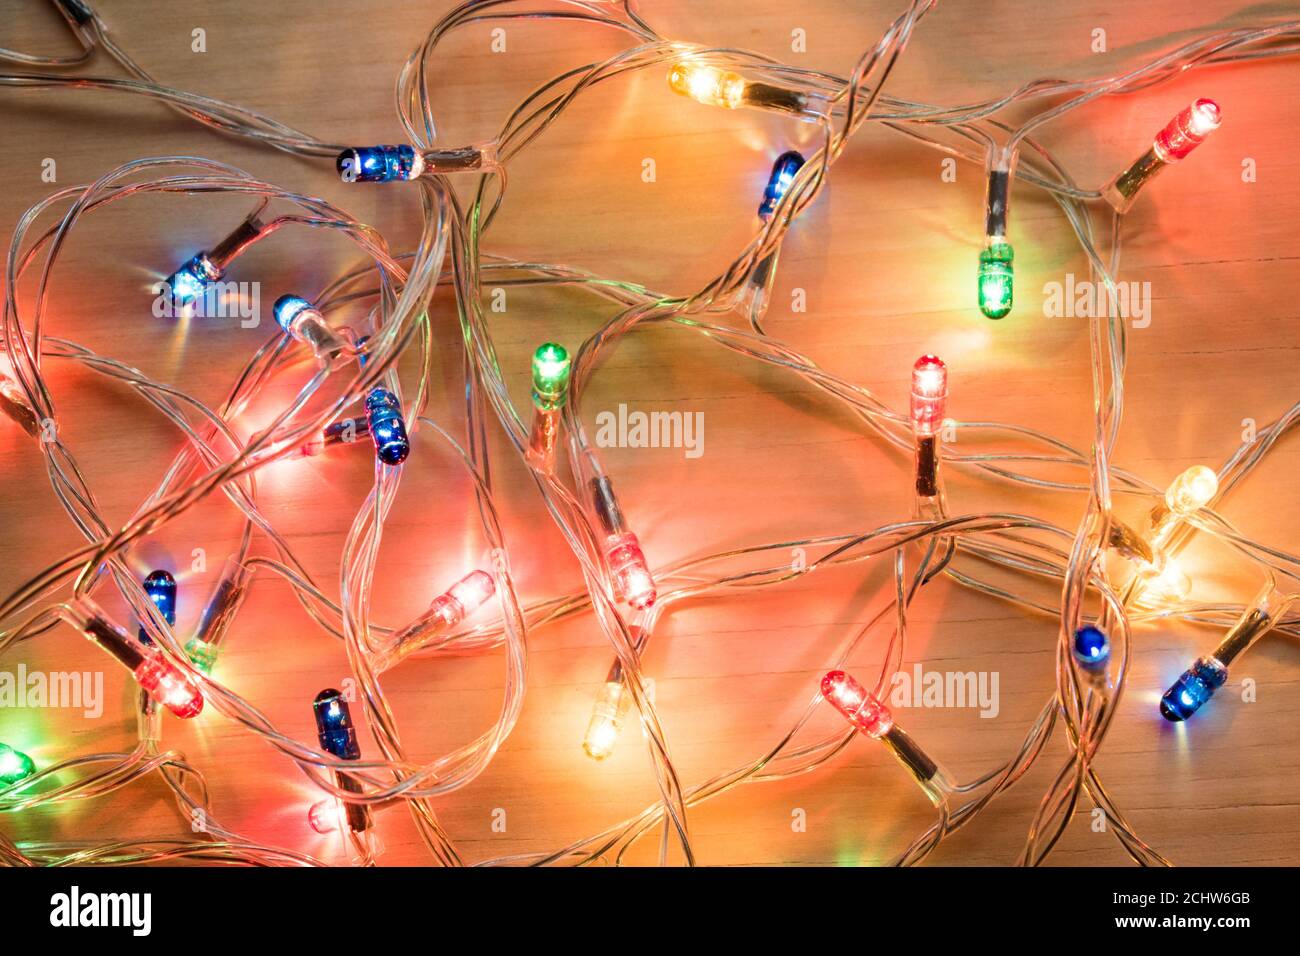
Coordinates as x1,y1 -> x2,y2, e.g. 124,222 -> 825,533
1,0 -> 1299,866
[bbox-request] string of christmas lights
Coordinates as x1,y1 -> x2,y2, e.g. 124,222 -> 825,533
1,0 -> 1299,868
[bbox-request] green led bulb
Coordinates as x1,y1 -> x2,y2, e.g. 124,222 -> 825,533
978,242 -> 1014,319
0,743 -> 36,787
185,637 -> 219,675
531,342 -> 571,411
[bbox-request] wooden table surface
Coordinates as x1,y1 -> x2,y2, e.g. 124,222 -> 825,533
2,0 -> 1299,866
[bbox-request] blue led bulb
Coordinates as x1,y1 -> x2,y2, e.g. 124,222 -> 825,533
272,294 -> 349,363
167,253 -> 222,306
365,388 -> 410,465
337,145 -> 423,183
758,150 -> 805,221
313,688 -> 361,759
138,569 -> 177,644
1072,625 -> 1110,671
311,689 -> 375,835
273,294 -> 311,332
1160,656 -> 1228,721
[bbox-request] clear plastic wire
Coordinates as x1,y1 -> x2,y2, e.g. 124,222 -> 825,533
2,0 -> 1299,868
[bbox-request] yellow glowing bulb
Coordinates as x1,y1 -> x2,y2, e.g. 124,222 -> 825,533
583,718 -> 620,761
668,62 -> 746,109
1164,465 -> 1218,516
582,681 -> 628,761
1134,558 -> 1191,608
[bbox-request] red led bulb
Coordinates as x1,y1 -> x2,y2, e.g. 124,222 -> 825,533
134,652 -> 205,719
605,532 -> 656,610
910,354 -> 947,438
381,569 -> 498,670
821,670 -> 893,738
63,600 -> 204,720
308,799 -> 345,834
427,570 -> 496,629
1104,97 -> 1222,212
588,476 -> 657,610
1153,98 -> 1221,162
